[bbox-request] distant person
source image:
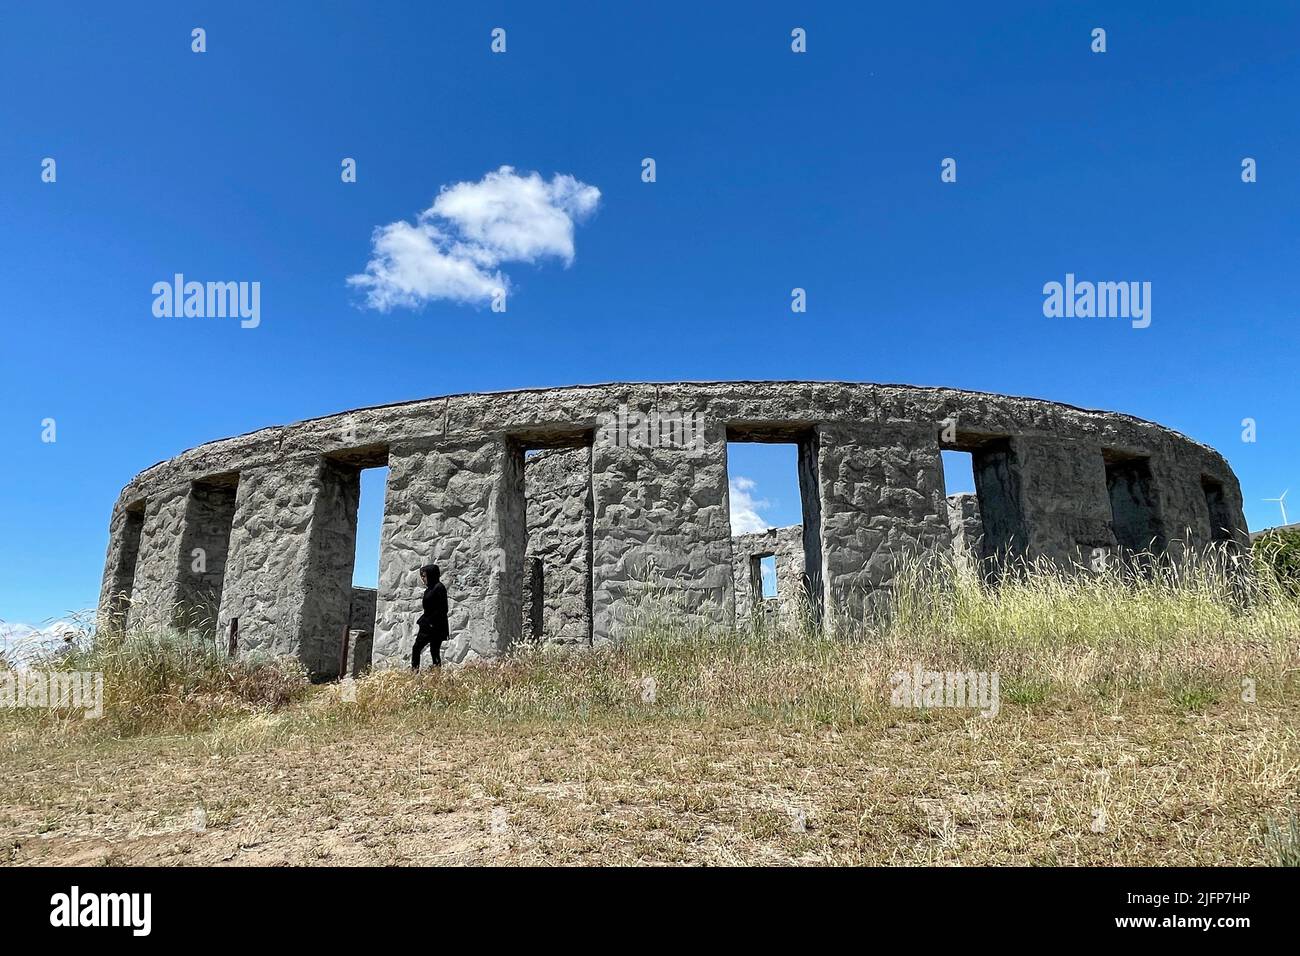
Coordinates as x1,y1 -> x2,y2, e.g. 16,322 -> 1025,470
412,563 -> 449,670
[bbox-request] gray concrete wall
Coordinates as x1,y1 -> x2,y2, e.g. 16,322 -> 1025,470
590,390 -> 733,643
212,457 -> 359,675
731,525 -> 806,627
175,478 -> 239,636
348,587 -> 377,634
816,421 -> 951,620
97,381 -> 1250,673
946,492 -> 983,561
100,503 -> 144,627
523,446 -> 592,645
125,488 -> 189,631
372,435 -> 521,669
1015,435 -> 1118,567
734,492 -> 980,626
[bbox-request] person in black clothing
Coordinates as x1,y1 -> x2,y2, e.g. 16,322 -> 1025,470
412,563 -> 449,670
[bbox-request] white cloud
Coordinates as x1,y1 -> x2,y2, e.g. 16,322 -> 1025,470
431,168 -> 599,265
348,220 -> 505,309
349,166 -> 600,310
729,476 -> 772,535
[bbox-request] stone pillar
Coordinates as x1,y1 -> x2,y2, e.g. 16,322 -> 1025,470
1151,455 -> 1211,554
946,493 -> 983,562
345,630 -> 374,678
125,487 -> 190,630
174,478 -> 239,636
97,502 -> 146,629
1014,436 -> 1117,568
343,588 -> 378,676
523,446 -> 593,645
970,441 -> 1026,569
730,526 -> 807,628
1209,472 -> 1249,550
348,587 -> 378,634
216,457 -> 360,677
1150,454 -> 1248,556
772,528 -> 807,617
732,544 -> 757,628
798,435 -> 824,617
590,404 -> 733,644
372,437 -> 524,668
747,555 -> 766,620
814,423 -> 950,623
299,459 -> 361,676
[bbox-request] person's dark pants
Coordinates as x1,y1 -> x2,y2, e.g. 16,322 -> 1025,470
411,631 -> 444,670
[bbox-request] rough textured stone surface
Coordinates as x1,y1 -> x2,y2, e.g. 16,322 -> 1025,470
1015,436 -> 1118,566
341,587 -> 377,677
1105,456 -> 1166,555
523,447 -> 592,645
946,492 -> 983,561
175,478 -> 239,634
125,488 -> 188,630
731,525 -> 807,627
734,493 -> 978,625
97,381 -> 1249,673
348,587 -> 377,634
968,439 -> 1029,565
590,390 -> 733,643
372,437 -> 520,668
297,459 -> 361,676
213,459 -> 358,676
816,422 -> 951,619
345,630 -> 373,678
100,503 -> 144,627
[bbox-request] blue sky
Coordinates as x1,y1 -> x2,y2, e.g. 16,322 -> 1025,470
2,2 -> 1297,626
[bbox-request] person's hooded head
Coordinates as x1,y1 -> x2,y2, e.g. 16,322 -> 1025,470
419,563 -> 440,587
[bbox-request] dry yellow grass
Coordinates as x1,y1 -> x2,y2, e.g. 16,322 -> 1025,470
3,553 -> 1298,866
2,688 -> 1296,866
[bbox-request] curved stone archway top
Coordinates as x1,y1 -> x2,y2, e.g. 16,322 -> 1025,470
97,381 -> 1247,677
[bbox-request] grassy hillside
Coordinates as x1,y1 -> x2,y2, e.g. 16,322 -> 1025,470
3,551 -> 1298,866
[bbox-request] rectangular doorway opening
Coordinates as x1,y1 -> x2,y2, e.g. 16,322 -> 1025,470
940,449 -> 983,566
940,433 -> 1028,576
725,425 -> 823,627
177,473 -> 239,637
515,433 -> 595,647
1104,452 -> 1166,558
303,444 -> 388,680
345,461 -> 389,675
107,500 -> 146,628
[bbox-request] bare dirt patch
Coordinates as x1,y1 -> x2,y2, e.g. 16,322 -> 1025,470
4,696 -> 1294,866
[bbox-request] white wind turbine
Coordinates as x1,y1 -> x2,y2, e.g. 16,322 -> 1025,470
1263,489 -> 1290,526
